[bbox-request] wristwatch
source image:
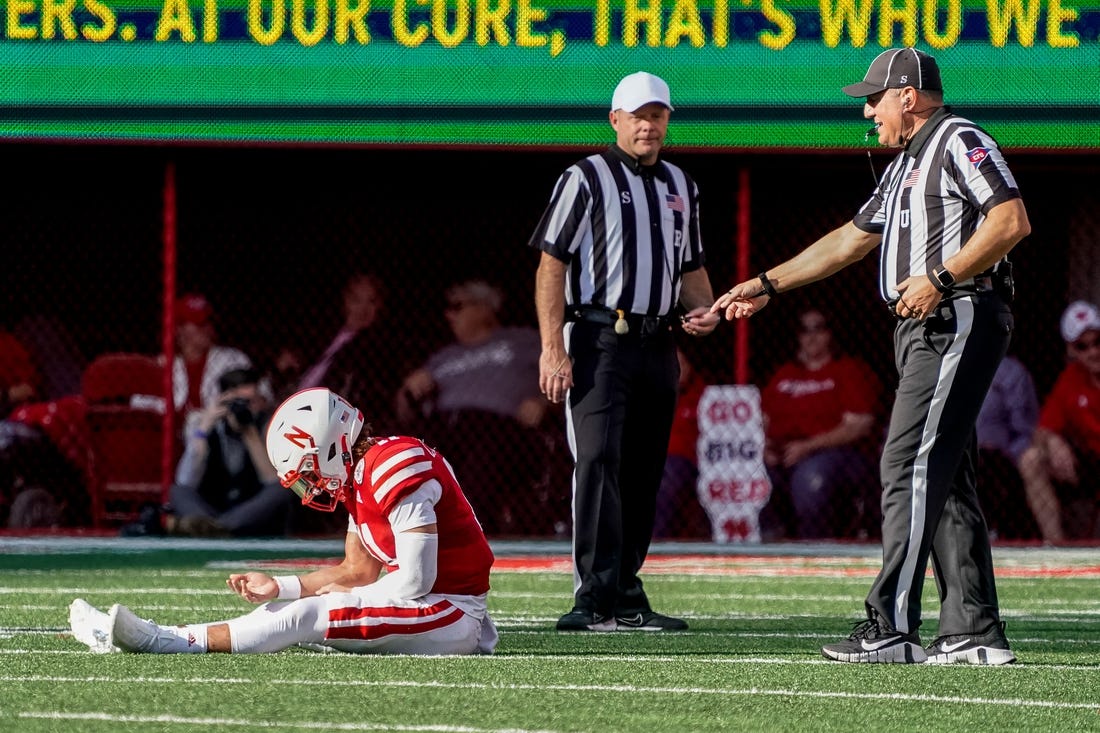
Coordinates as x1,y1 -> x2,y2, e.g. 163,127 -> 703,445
756,271 -> 779,298
928,264 -> 956,293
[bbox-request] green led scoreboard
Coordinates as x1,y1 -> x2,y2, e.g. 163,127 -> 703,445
1,0 -> 1097,148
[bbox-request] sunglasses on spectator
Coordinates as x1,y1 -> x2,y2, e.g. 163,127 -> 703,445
446,299 -> 481,312
1071,334 -> 1100,352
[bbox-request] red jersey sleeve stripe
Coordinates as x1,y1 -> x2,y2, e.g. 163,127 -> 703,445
370,445 -> 426,484
372,461 -> 434,505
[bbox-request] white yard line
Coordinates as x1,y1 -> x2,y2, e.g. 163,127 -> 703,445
3,675 -> 1098,711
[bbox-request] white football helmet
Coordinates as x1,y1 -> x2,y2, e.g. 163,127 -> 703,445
265,388 -> 365,512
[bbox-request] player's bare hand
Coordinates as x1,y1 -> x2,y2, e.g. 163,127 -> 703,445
540,350 -> 573,405
710,280 -> 770,321
227,572 -> 277,604
680,307 -> 720,336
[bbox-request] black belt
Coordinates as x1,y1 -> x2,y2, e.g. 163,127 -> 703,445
567,305 -> 673,336
953,275 -> 996,294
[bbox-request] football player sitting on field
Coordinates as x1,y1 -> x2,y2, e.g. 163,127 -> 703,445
69,387 -> 498,656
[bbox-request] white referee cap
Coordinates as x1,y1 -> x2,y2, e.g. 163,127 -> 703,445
611,72 -> 674,113
1060,300 -> 1100,342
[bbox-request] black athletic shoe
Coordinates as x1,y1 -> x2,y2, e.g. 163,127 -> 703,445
556,609 -> 617,632
924,621 -> 1016,665
821,617 -> 927,663
615,611 -> 688,631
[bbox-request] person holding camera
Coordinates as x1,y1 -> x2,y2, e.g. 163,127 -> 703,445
168,367 -> 292,537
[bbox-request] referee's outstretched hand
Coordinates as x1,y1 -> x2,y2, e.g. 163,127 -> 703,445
711,280 -> 771,321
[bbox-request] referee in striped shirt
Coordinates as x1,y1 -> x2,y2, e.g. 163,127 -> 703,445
529,71 -> 719,632
713,49 -> 1031,664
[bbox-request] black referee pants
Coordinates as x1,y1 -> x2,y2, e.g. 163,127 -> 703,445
869,292 -> 1012,636
565,320 -> 679,615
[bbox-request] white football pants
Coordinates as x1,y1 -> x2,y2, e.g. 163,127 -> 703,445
225,590 -> 497,655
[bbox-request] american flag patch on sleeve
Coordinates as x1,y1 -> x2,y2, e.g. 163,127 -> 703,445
902,169 -> 921,188
665,194 -> 685,212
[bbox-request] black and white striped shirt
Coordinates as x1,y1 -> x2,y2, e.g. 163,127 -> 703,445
854,107 -> 1021,301
528,146 -> 705,317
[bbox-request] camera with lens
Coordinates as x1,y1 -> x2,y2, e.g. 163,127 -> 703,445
225,397 -> 254,428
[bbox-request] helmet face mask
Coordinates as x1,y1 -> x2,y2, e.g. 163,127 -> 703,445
281,452 -> 348,512
265,388 -> 365,513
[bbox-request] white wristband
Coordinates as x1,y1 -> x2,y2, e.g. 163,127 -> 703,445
273,575 -> 302,600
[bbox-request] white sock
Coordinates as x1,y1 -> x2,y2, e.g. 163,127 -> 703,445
161,624 -> 208,653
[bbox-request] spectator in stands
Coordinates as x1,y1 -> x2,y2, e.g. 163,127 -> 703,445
395,279 -> 546,535
0,329 -> 42,417
0,329 -> 81,527
975,354 -> 1041,540
759,308 -> 881,540
11,314 -> 85,401
265,344 -> 306,406
296,273 -> 404,436
0,415 -> 83,528
653,347 -> 709,540
172,293 -> 255,424
1019,300 -> 1100,542
166,367 -> 292,537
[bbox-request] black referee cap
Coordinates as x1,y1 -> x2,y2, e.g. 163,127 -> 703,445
842,48 -> 942,97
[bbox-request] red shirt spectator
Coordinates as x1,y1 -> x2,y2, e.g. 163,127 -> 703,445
0,331 -> 42,413
667,370 -> 706,461
1038,361 -> 1100,458
654,348 -> 710,539
1021,300 -> 1100,542
763,356 -> 879,448
171,293 -> 257,422
756,309 -> 881,541
9,396 -> 95,496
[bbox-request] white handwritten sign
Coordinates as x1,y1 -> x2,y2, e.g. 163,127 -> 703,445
696,385 -> 771,543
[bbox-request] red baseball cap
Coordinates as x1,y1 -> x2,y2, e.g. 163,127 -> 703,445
175,293 -> 214,326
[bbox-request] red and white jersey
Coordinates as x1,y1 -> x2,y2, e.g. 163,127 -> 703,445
344,436 -> 494,596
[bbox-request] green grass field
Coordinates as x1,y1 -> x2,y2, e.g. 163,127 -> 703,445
1,538 -> 1098,732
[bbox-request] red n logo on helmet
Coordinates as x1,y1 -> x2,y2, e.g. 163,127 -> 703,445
283,426 -> 315,449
